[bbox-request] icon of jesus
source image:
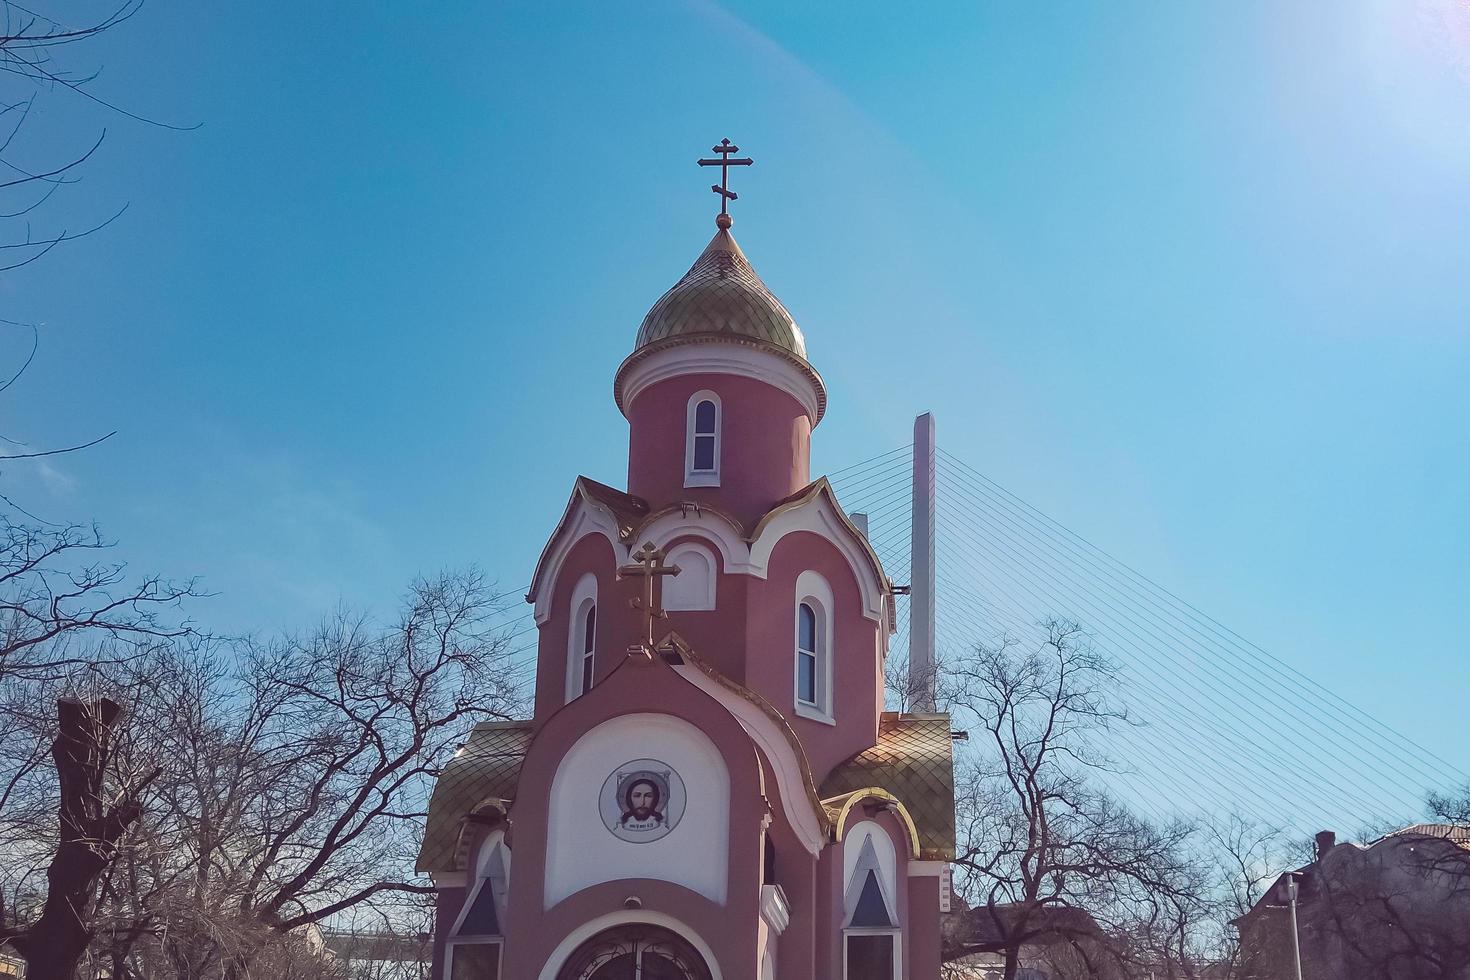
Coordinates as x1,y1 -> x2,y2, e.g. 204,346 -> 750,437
618,773 -> 668,832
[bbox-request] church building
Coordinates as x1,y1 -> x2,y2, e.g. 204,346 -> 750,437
418,142 -> 956,980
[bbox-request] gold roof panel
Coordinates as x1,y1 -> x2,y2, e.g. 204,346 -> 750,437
635,228 -> 807,359
820,712 -> 957,861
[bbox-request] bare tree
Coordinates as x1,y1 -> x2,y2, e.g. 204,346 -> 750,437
943,619 -> 1201,980
0,513 -> 200,681
0,504 -> 202,978
2,698 -> 157,980
76,569 -> 524,980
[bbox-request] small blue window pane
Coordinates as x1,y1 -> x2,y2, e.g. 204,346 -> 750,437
694,399 -> 716,433
799,603 -> 817,652
693,434 -> 715,471
798,651 -> 816,704
850,870 -> 895,927
457,882 -> 501,936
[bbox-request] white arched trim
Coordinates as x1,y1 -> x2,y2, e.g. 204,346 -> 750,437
531,500 -> 627,626
794,570 -> 835,725
670,661 -> 827,856
451,829 -> 512,936
640,512 -> 744,572
843,820 -> 899,924
751,490 -> 885,622
618,343 -> 821,424
565,573 -> 598,703
642,491 -> 885,624
664,541 -> 717,611
537,910 -> 724,980
684,390 -> 722,488
531,481 -> 886,626
841,820 -> 903,980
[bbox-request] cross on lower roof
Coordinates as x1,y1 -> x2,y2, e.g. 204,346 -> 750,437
617,541 -> 682,653
697,138 -> 753,229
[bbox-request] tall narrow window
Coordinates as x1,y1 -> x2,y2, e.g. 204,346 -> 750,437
693,400 -> 717,470
843,826 -> 899,980
448,834 -> 509,980
797,602 -> 818,705
794,570 -> 834,723
685,391 -> 721,487
580,603 -> 596,695
566,573 -> 598,704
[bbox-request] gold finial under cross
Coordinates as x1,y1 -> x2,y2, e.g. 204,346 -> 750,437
617,542 -> 682,653
698,138 -> 753,230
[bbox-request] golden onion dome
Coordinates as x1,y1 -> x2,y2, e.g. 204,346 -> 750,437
634,227 -> 807,359
615,223 -> 826,424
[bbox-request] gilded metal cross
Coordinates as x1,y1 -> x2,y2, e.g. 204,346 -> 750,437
617,542 -> 681,652
697,138 -> 753,227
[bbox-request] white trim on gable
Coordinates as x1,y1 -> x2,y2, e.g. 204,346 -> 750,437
531,481 -> 886,630
670,661 -> 827,856
531,503 -> 626,626
751,493 -> 886,622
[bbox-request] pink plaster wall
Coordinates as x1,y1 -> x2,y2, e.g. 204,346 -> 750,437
818,810 -> 928,979
532,534 -> 639,723
907,873 -> 943,979
744,530 -> 883,782
504,655 -> 768,978
625,373 -> 812,530
537,525 -> 883,779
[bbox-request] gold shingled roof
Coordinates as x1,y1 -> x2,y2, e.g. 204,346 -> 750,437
635,228 -> 806,358
820,712 -> 956,861
417,720 -> 534,873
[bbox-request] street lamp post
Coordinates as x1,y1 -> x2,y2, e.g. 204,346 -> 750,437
1286,872 -> 1305,980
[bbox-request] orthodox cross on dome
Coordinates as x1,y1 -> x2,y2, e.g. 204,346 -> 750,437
697,138 -> 753,229
617,542 -> 681,654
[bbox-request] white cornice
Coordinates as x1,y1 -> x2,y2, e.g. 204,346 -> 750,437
617,344 -> 823,424
760,884 -> 791,934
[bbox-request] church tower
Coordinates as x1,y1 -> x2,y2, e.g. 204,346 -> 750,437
419,142 -> 955,980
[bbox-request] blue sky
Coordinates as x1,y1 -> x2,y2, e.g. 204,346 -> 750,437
5,2 -> 1468,791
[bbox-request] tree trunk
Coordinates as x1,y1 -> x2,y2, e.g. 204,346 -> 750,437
1003,944 -> 1020,980
15,698 -> 144,980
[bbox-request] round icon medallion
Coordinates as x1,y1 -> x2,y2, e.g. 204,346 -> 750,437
598,759 -> 686,843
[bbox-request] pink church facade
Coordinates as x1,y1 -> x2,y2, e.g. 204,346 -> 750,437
419,204 -> 955,979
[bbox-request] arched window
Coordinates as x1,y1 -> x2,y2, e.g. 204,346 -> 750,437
797,603 -> 819,704
446,832 -> 511,980
579,602 -> 596,694
556,924 -> 712,980
685,390 -> 721,487
794,570 -> 835,724
566,573 -> 598,703
842,822 -> 900,980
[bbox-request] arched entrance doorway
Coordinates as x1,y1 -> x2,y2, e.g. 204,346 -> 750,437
555,924 -> 713,980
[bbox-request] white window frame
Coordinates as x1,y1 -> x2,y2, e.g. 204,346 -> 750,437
841,930 -> 901,980
565,572 -> 598,703
446,831 -> 510,979
684,390 -> 721,488
793,570 -> 835,725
